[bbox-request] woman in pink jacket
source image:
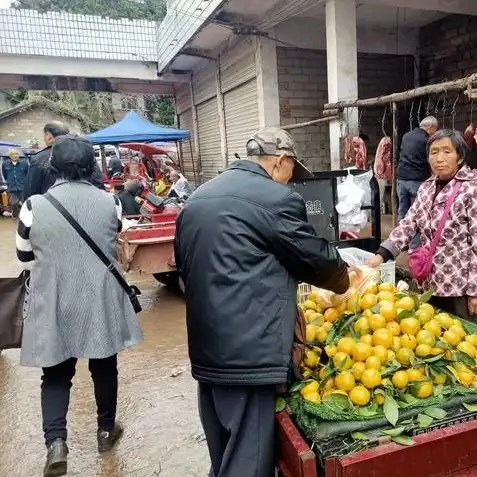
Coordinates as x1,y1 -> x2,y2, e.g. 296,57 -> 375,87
368,129 -> 477,321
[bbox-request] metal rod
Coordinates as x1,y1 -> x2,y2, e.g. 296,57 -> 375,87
188,137 -> 197,185
282,115 -> 340,131
391,102 -> 399,228
323,72 -> 477,110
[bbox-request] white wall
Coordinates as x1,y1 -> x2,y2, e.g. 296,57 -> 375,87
274,17 -> 418,56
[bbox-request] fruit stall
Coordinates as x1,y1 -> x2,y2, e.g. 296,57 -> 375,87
277,266 -> 477,477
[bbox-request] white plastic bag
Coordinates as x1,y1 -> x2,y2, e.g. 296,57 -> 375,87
336,171 -> 372,233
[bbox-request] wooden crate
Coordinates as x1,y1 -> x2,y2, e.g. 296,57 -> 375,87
276,411 -> 477,477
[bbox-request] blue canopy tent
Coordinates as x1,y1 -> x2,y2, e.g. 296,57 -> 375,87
87,111 -> 189,144
0,141 -> 23,157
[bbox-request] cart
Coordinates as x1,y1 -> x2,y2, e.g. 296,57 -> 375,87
116,193 -> 184,291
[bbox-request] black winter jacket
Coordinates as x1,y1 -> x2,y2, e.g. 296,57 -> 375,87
23,146 -> 105,200
397,127 -> 431,182
174,160 -> 349,386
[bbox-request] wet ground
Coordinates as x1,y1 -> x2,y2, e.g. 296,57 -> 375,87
0,218 -> 210,477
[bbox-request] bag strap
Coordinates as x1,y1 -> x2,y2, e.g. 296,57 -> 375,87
429,181 -> 462,255
44,193 -> 133,297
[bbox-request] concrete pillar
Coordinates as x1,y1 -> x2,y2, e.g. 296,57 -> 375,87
255,35 -> 280,128
326,0 -> 358,170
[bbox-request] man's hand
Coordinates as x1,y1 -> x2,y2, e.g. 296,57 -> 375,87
365,255 -> 384,268
468,297 -> 477,316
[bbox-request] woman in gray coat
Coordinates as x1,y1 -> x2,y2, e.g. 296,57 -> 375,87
15,135 -> 143,477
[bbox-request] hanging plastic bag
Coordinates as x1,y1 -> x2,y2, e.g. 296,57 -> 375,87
336,171 -> 372,233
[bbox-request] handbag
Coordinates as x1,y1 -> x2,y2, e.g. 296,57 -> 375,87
408,181 -> 462,283
44,194 -> 142,314
0,271 -> 28,350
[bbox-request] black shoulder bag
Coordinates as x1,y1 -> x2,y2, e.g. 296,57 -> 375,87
44,193 -> 142,313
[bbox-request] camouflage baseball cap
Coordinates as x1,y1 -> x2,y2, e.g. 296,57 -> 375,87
246,127 -> 313,180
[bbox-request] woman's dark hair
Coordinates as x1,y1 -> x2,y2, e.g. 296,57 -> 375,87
49,134 -> 96,180
427,129 -> 469,164
56,162 -> 95,181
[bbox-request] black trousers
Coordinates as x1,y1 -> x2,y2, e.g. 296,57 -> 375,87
41,355 -> 118,446
198,383 -> 276,477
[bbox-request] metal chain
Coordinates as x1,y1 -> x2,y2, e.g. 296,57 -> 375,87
409,100 -> 414,131
441,89 -> 448,127
382,106 -> 387,136
451,94 -> 460,130
417,98 -> 423,123
425,96 -> 432,116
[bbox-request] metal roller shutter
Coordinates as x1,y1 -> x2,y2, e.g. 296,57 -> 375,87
197,97 -> 222,181
224,79 -> 259,162
178,109 -> 197,183
220,39 -> 256,94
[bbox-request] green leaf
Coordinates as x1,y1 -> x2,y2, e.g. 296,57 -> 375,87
463,402 -> 477,412
351,432 -> 369,441
371,304 -> 381,314
322,393 -> 353,411
383,395 -> 399,427
396,310 -> 413,322
289,382 -> 305,393
433,384 -> 444,397
382,426 -> 405,437
356,404 -> 379,418
392,435 -> 416,446
421,355 -> 446,364
419,290 -> 434,304
319,366 -> 334,391
452,351 -> 475,367
275,397 -> 286,413
394,292 -> 408,299
436,340 -> 451,350
381,360 -> 402,377
400,418 -> 414,425
424,408 -> 447,420
418,413 -> 434,428
374,388 -> 386,396
404,393 -> 418,404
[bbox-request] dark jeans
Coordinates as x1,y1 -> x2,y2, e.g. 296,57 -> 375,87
8,190 -> 21,218
397,179 -> 422,249
41,355 -> 118,446
198,383 -> 276,477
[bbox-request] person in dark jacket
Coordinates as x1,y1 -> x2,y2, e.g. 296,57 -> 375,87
397,116 -> 438,220
174,127 -> 350,477
23,122 -> 104,200
2,149 -> 29,218
107,153 -> 123,179
117,180 -> 143,216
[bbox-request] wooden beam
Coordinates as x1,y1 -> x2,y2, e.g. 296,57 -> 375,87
0,74 -> 175,95
282,116 -> 339,131
391,102 -> 398,228
324,72 -> 477,110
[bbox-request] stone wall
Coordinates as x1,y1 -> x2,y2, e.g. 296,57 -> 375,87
277,47 -> 414,171
419,14 -> 477,133
0,107 -> 83,147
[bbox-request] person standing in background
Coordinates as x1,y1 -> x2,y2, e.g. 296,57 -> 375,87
397,116 -> 439,220
23,122 -> 104,200
2,149 -> 28,218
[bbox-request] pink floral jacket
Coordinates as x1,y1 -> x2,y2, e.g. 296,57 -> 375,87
382,166 -> 477,297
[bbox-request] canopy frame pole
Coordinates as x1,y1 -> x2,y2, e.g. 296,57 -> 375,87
189,137 -> 198,185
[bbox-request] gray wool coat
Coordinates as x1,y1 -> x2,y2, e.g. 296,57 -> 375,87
20,180 -> 143,368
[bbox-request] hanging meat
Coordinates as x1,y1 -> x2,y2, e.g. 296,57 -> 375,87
344,135 -> 367,170
464,123 -> 477,151
374,136 -> 393,180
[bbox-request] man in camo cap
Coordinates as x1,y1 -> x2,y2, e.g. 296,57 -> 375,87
175,126 -> 349,477
246,126 -> 313,181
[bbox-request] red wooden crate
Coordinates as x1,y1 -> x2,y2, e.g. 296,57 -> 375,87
277,412 -> 477,477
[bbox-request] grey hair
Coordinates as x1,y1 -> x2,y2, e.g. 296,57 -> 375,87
420,116 -> 439,128
427,129 -> 469,164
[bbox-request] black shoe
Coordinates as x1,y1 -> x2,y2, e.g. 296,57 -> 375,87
43,438 -> 68,477
97,421 -> 123,453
